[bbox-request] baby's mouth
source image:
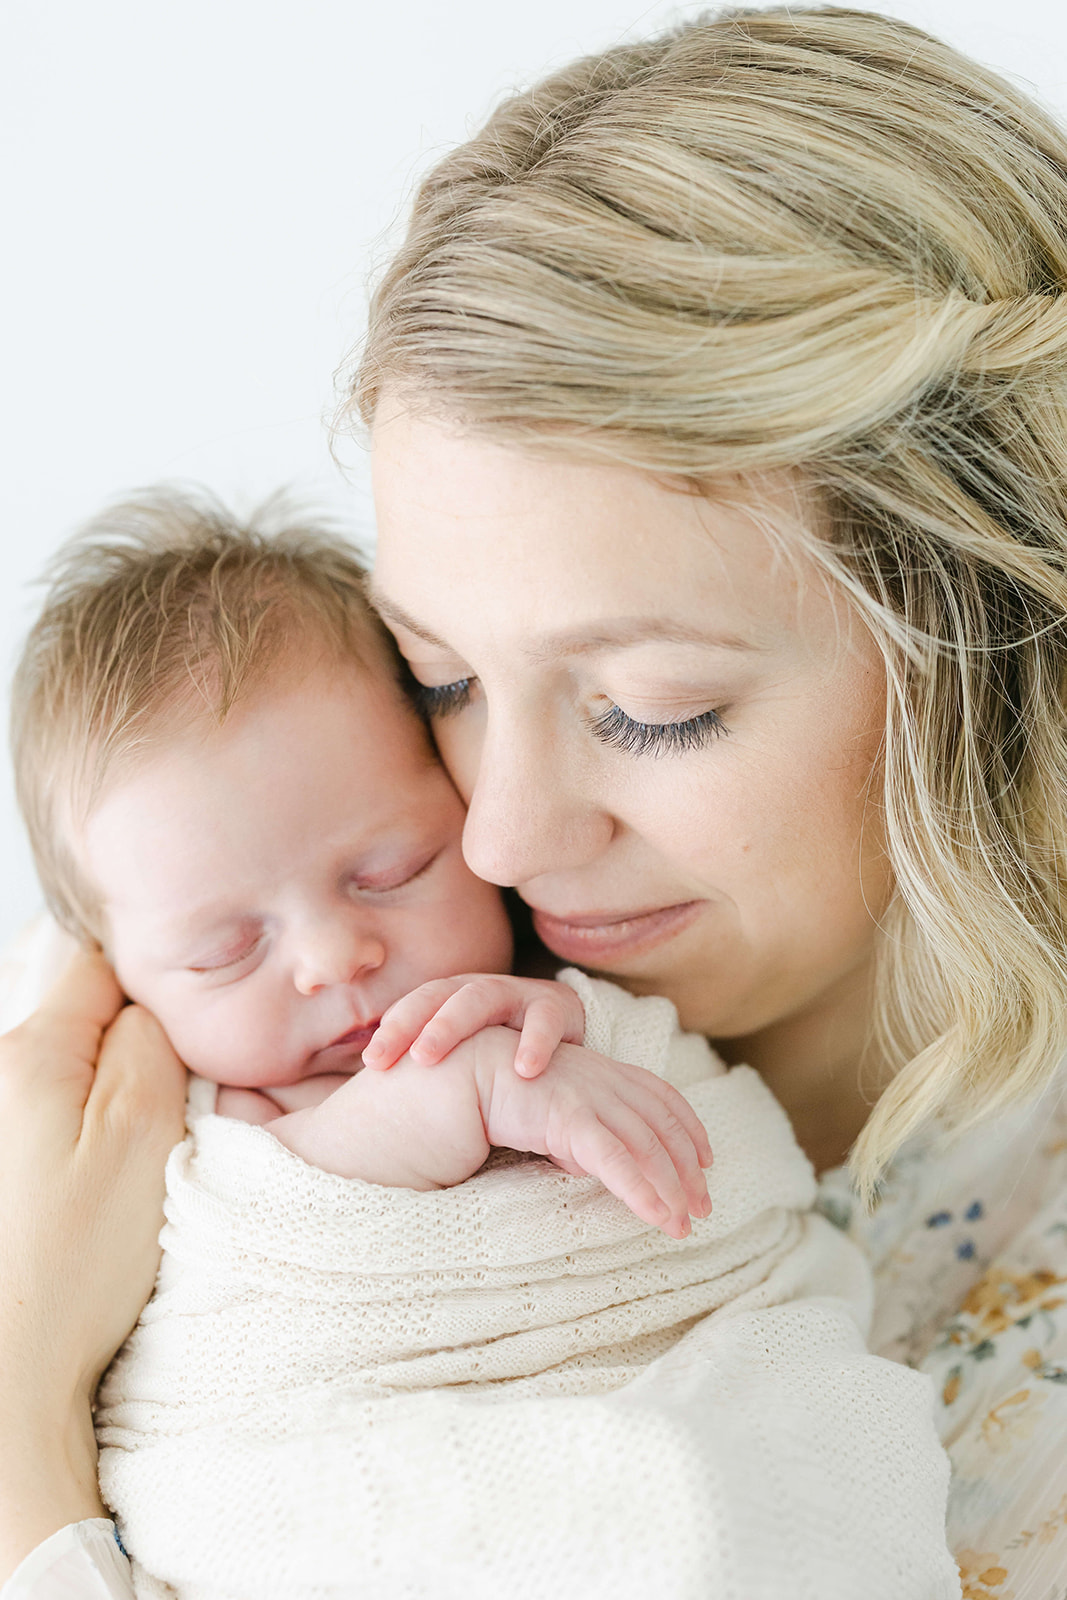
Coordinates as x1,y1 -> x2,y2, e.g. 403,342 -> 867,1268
318,1021 -> 381,1058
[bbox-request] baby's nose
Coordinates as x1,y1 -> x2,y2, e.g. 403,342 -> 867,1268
292,917 -> 386,995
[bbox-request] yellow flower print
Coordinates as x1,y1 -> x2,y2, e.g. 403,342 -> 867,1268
979,1387 -> 1046,1454
956,1548 -> 1013,1599
960,1268 -> 1067,1341
1013,1492 -> 1067,1551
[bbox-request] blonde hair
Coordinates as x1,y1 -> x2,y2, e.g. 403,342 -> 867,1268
347,6 -> 1067,1196
11,488 -> 388,943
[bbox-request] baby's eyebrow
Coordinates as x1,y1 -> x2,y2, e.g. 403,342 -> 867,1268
369,590 -> 764,660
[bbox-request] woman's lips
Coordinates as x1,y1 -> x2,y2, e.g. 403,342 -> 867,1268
530,901 -> 704,964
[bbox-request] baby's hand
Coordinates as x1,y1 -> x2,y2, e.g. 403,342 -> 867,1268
363,975 -> 585,1080
475,1033 -> 713,1239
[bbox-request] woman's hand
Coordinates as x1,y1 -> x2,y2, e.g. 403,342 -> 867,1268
0,948 -> 186,1578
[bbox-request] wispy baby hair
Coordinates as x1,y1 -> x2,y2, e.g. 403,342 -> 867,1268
11,486 -> 383,943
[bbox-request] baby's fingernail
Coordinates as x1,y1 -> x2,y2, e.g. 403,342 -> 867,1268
653,1200 -> 669,1220
698,1194 -> 712,1218
677,1217 -> 691,1239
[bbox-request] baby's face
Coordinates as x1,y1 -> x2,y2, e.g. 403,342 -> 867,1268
79,659 -> 514,1086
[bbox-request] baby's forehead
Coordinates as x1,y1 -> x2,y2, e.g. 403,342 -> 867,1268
85,649 -> 440,846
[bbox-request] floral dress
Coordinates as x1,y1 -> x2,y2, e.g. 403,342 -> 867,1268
819,1074 -> 1067,1599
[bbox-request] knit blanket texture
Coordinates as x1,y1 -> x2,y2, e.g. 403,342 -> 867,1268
85,971 -> 958,1599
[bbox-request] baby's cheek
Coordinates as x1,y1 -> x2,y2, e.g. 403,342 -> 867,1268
447,883 -> 515,976
160,990 -> 277,1085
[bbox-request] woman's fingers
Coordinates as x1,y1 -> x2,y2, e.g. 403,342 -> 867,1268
38,945 -> 123,1033
0,985 -> 187,1414
73,1004 -> 187,1388
89,1002 -> 187,1145
0,948 -> 124,1110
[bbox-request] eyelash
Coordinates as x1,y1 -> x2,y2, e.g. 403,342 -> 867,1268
357,852 -> 439,895
189,854 -> 441,977
413,676 -> 727,757
589,703 -> 727,756
412,678 -> 474,718
191,938 -> 263,977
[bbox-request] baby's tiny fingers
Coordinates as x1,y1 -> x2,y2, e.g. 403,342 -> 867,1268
514,999 -> 575,1079
575,1106 -> 696,1238
364,981 -> 465,1068
407,978 -> 517,1064
625,1085 -> 711,1219
568,1118 -> 683,1235
638,1074 -> 713,1171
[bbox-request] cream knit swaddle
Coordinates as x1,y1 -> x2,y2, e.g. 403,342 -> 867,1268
89,971 -> 959,1598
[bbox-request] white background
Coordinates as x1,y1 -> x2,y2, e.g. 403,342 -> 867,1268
2,0 -> 1066,947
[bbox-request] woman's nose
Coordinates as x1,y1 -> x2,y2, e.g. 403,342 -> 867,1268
459,717 -> 614,889
291,913 -> 386,996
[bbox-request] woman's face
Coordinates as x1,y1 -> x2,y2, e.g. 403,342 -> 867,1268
371,409 -> 893,1048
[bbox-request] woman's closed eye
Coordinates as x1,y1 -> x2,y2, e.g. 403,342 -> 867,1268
411,677 -> 475,718
589,703 -> 728,757
412,671 -> 727,757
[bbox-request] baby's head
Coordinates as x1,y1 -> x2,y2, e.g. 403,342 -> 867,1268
12,490 -> 513,1086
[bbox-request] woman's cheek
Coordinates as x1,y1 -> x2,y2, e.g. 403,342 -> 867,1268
430,717 -> 484,804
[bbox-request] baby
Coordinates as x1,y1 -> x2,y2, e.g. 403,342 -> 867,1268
8,491 -> 935,1600
11,489 -> 710,1235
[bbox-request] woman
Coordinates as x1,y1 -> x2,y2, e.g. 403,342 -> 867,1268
4,6 -> 1067,1593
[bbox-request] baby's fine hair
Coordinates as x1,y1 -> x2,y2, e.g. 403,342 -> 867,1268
11,488 -> 387,943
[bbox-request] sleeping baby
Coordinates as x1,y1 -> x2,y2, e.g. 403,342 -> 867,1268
8,490 -> 951,1600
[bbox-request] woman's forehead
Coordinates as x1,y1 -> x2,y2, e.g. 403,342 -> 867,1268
371,410 -> 843,657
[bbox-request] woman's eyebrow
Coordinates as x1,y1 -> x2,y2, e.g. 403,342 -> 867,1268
369,590 -> 449,648
369,590 -> 762,657
535,618 -> 764,657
